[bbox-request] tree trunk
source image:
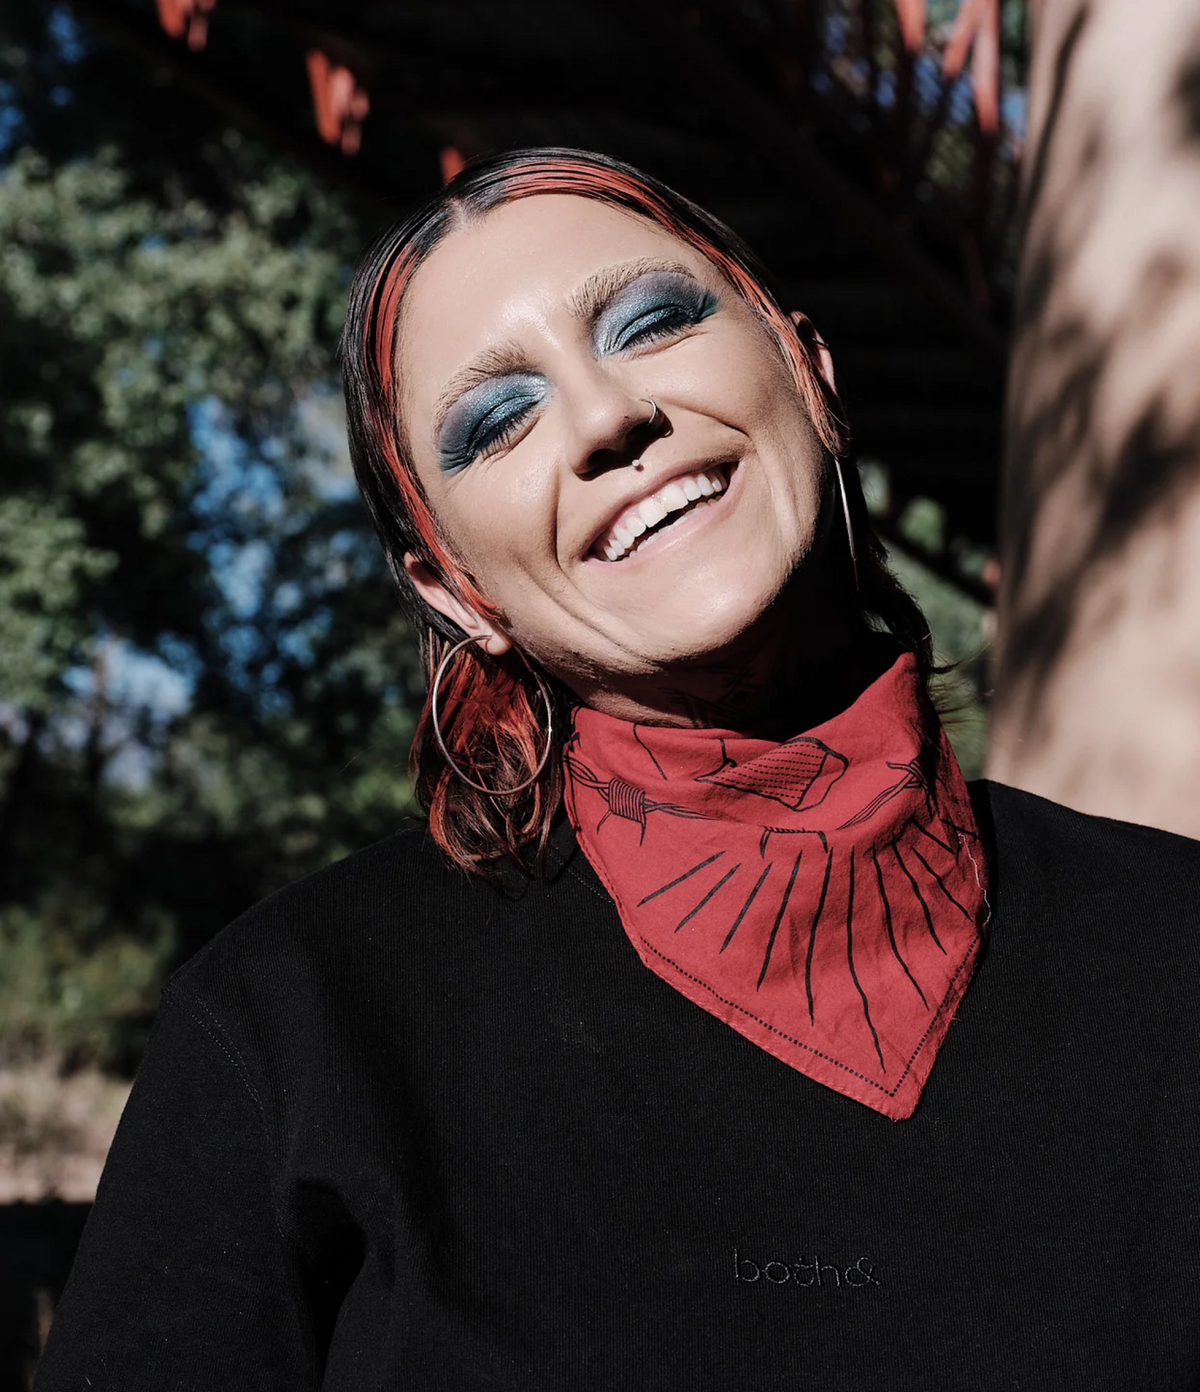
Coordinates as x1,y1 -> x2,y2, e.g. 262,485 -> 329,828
988,0 -> 1200,838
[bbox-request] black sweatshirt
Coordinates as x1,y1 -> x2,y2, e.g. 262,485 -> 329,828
33,782 -> 1200,1391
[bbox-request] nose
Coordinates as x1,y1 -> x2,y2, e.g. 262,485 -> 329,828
561,371 -> 661,478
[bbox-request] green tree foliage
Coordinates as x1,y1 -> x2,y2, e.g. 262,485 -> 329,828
0,14 -> 420,1068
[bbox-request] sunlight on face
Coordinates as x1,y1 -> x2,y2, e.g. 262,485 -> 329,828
396,194 -> 836,708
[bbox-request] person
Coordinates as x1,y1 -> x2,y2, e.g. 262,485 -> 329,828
34,148 -> 1200,1391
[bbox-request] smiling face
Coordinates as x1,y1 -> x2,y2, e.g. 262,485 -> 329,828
396,194 -> 845,719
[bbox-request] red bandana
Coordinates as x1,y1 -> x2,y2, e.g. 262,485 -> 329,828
562,652 -> 988,1121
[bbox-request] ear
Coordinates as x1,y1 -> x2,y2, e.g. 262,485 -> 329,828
789,310 -> 837,394
403,554 -> 513,657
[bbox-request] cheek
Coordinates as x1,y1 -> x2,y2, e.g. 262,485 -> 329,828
745,352 -> 823,453
714,338 -> 829,508
691,320 -> 821,451
724,366 -> 832,564
432,465 -> 560,602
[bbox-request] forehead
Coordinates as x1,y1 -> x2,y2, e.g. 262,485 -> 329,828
396,195 -> 715,409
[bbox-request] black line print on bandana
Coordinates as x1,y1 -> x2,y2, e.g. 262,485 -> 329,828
907,842 -> 974,920
758,825 -> 827,858
632,808 -> 976,1078
837,756 -> 931,830
890,841 -> 946,953
911,817 -> 956,855
844,850 -> 886,1071
756,849 -> 804,988
639,851 -> 726,905
805,845 -> 834,1022
632,724 -> 669,781
722,863 -> 772,953
566,755 -> 711,844
870,843 -> 927,1007
695,737 -> 848,812
675,862 -> 742,932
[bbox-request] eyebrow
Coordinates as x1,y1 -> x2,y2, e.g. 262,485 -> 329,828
431,257 -> 701,438
433,340 -> 532,438
565,256 -> 698,323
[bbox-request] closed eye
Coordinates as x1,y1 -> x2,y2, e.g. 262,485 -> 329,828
611,302 -> 706,351
595,270 -> 719,358
469,400 -> 535,461
438,374 -> 548,475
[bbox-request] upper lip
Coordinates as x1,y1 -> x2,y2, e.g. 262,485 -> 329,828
585,457 -> 736,558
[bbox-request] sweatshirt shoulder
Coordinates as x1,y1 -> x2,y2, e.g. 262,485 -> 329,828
975,779 -> 1200,911
167,824 -> 489,1011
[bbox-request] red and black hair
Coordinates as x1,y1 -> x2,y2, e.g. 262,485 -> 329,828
341,147 -> 930,875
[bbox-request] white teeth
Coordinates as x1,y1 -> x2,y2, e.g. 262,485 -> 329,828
596,466 -> 730,561
638,496 -> 668,528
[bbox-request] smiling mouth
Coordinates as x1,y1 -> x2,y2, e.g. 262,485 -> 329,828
593,464 -> 735,562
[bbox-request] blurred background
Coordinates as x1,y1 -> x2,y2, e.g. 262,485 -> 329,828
5,0 -> 1200,1383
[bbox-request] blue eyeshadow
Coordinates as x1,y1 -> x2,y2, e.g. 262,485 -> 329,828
437,372 -> 549,475
593,271 -> 719,357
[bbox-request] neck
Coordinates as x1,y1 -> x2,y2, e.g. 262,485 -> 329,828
580,572 -> 889,739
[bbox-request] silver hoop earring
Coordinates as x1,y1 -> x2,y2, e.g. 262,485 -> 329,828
430,636 -> 555,798
834,458 -> 861,593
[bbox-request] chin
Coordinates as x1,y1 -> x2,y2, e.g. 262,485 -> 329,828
629,573 -> 792,667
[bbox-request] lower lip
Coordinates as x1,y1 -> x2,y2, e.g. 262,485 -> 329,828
586,463 -> 742,570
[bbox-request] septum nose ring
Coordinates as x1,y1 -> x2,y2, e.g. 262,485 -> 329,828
632,397 -> 660,471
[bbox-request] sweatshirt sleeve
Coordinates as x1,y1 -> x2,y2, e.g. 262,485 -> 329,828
33,977 -> 320,1391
